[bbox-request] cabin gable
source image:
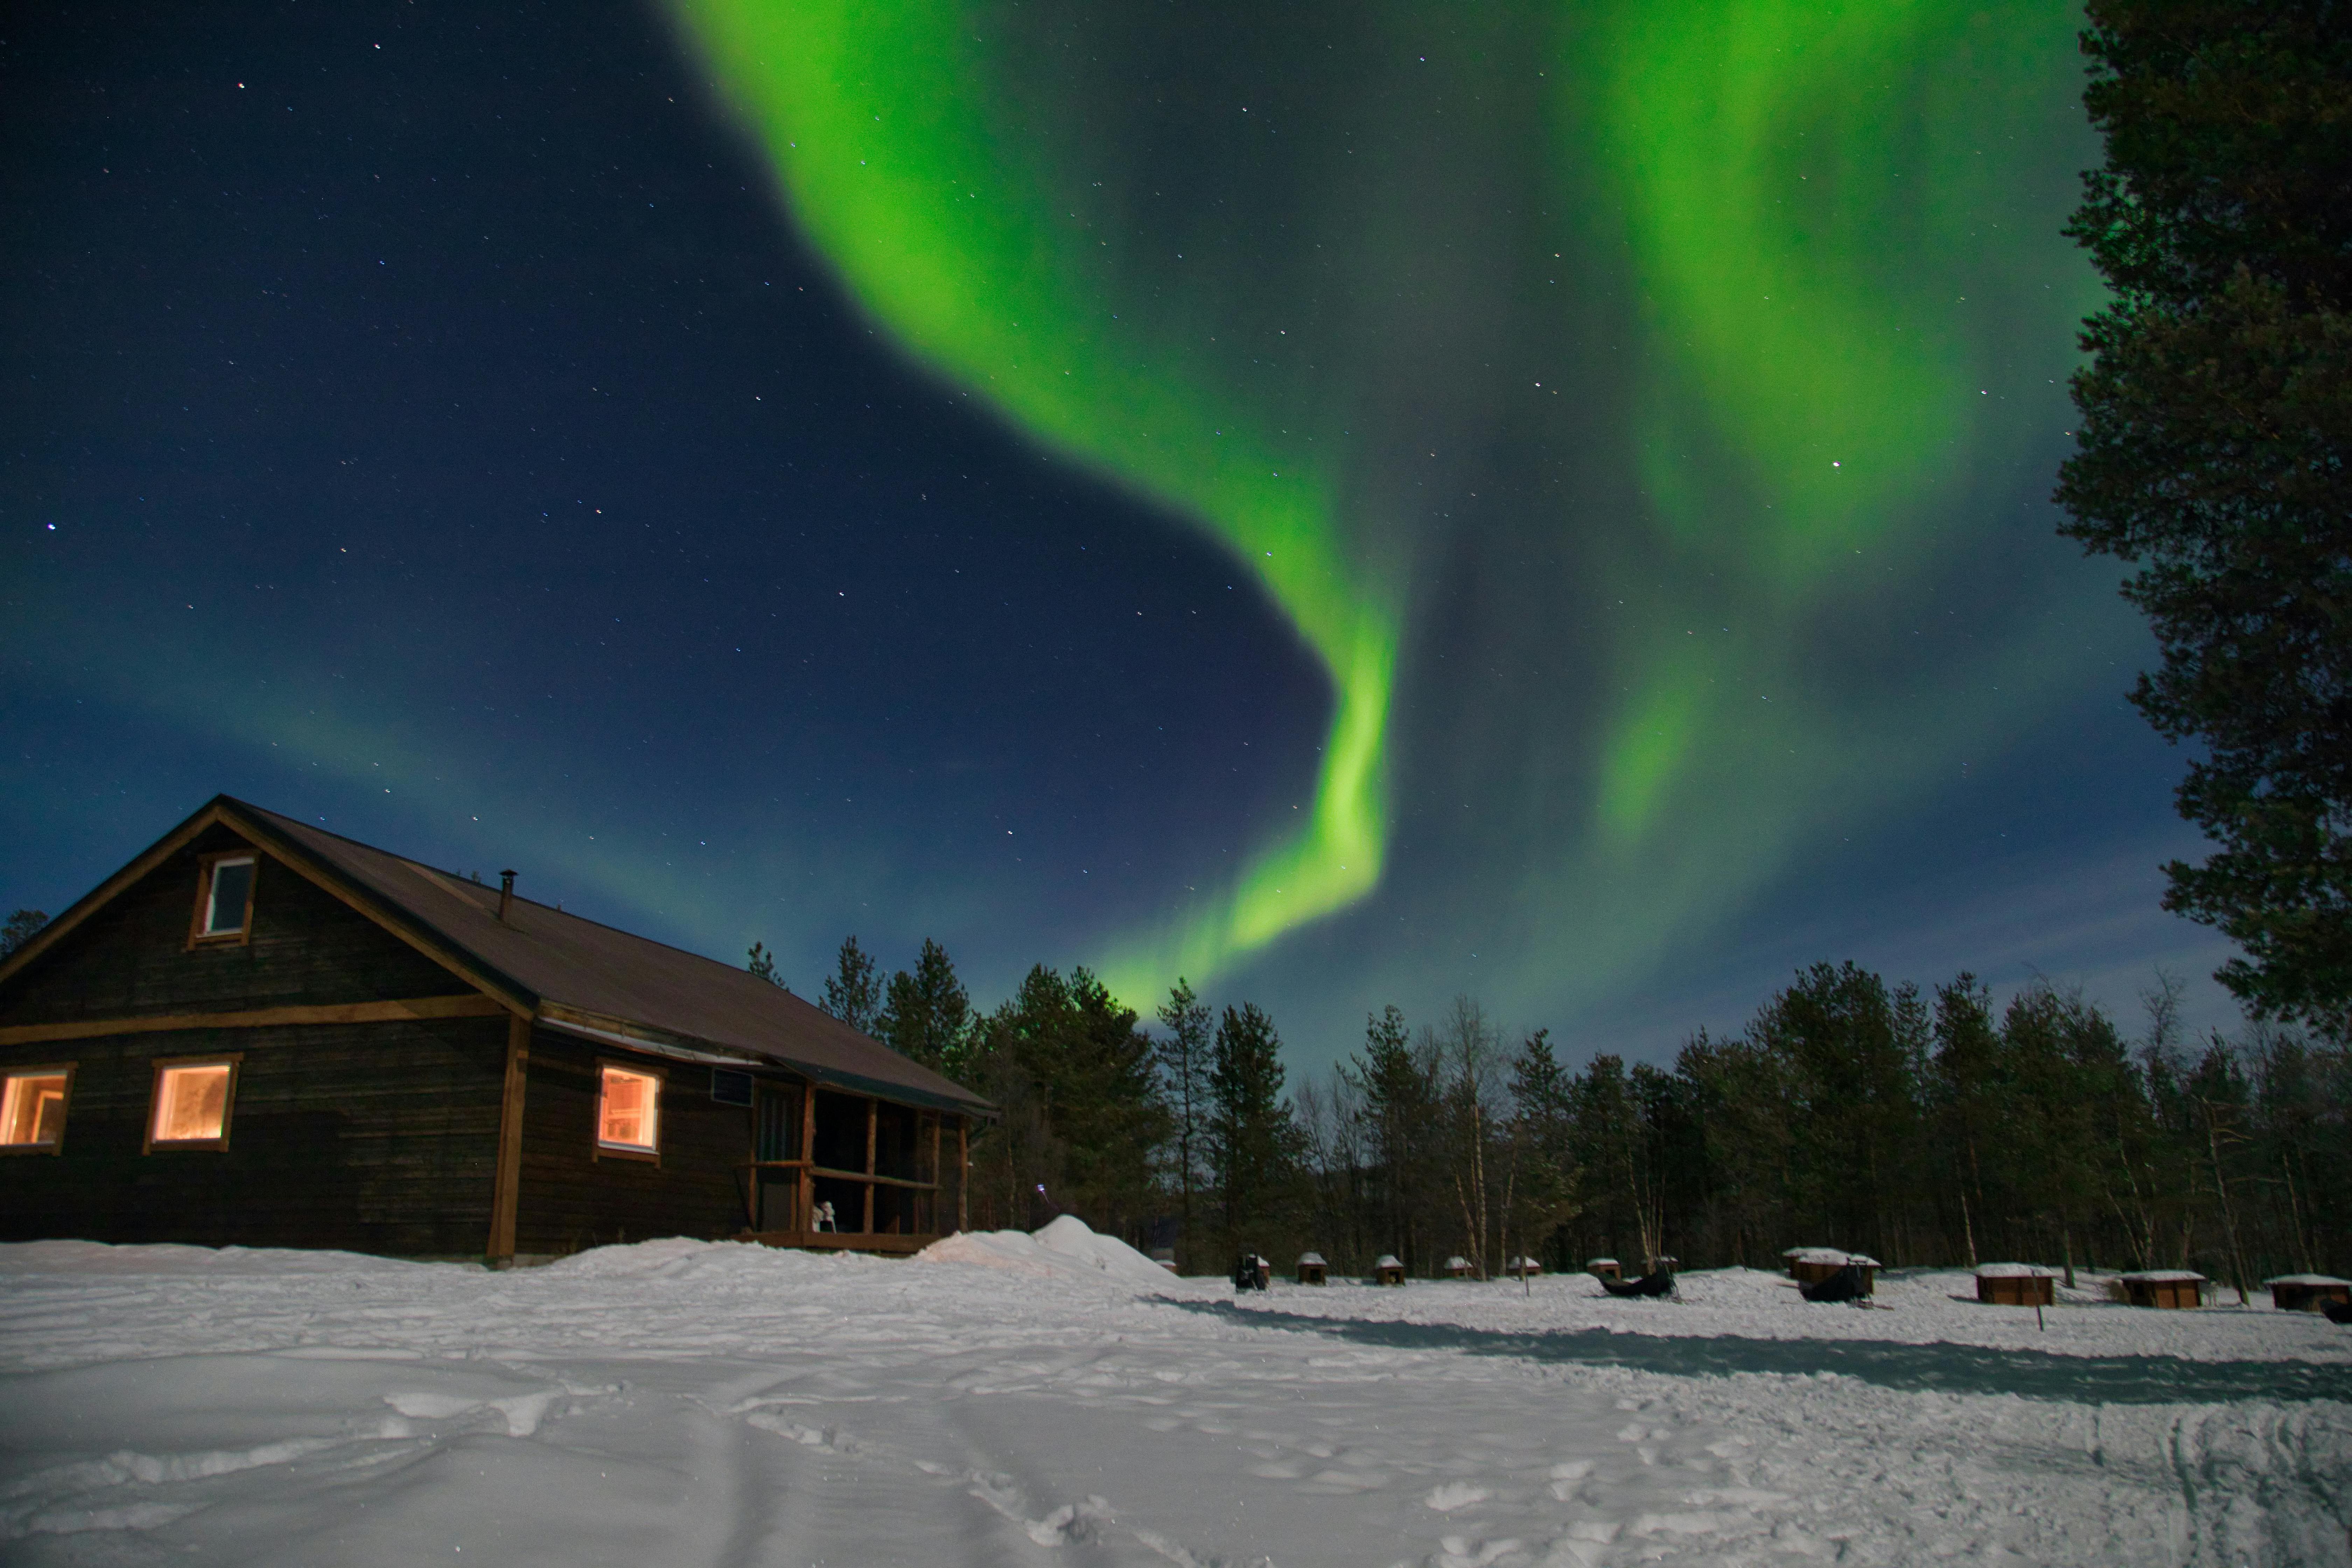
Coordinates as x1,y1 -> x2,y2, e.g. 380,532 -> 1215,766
0,823 -> 464,1028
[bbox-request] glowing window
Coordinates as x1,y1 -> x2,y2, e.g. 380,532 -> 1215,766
598,1066 -> 660,1153
198,855 -> 256,939
151,1062 -> 235,1147
0,1071 -> 69,1149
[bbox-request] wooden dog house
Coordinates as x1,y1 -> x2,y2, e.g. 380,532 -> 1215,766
1787,1248 -> 1878,1295
1974,1264 -> 2056,1306
1296,1251 -> 1328,1286
1586,1257 -> 1621,1281
1503,1255 -> 1542,1278
1372,1253 -> 1406,1286
1442,1254 -> 1475,1279
2264,1274 -> 2352,1313
2119,1270 -> 2204,1309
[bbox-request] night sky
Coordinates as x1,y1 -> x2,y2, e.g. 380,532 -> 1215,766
2,0 -> 2242,1070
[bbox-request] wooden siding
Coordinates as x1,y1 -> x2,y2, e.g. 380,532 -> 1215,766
0,825 -> 461,1029
0,1015 -> 507,1254
1977,1274 -> 2055,1307
511,1028 -> 757,1253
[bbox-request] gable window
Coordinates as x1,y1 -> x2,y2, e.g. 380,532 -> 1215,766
192,853 -> 257,943
0,1068 -> 72,1152
148,1058 -> 239,1150
597,1064 -> 661,1156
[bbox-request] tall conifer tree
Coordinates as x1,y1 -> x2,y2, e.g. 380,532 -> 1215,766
2057,0 -> 2352,1034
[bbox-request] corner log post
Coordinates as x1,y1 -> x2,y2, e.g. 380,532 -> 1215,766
486,1010 -> 531,1264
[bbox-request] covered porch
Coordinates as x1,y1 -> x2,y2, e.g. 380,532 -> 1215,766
736,1079 -> 970,1254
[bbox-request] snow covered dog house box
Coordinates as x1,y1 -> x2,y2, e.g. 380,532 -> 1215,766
1442,1254 -> 1476,1279
0,795 -> 993,1263
2265,1274 -> 2352,1313
1975,1264 -> 2056,1307
1296,1251 -> 1328,1285
1787,1248 -> 1878,1294
1504,1255 -> 1542,1278
2119,1270 -> 2205,1309
1586,1257 -> 1622,1281
1372,1253 -> 1406,1286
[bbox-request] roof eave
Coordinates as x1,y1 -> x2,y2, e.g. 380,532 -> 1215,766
538,1002 -> 996,1117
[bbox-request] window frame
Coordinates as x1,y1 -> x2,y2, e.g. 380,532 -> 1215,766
0,1063 -> 75,1156
145,1054 -> 243,1153
594,1059 -> 665,1163
188,851 -> 260,947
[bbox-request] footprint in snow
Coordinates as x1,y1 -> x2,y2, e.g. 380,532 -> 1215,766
1424,1481 -> 1490,1512
1433,1533 -> 1525,1567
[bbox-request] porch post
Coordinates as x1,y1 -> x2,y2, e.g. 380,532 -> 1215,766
862,1097 -> 877,1234
798,1081 -> 817,1235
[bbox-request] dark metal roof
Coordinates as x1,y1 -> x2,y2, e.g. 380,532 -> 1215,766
222,798 -> 990,1114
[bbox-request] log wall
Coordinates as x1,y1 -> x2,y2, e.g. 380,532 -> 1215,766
0,1015 -> 506,1254
511,1028 -> 757,1253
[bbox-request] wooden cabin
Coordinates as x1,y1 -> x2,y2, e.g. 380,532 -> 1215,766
0,796 -> 992,1263
2119,1270 -> 2205,1309
1372,1253 -> 1406,1286
1587,1257 -> 1622,1281
1787,1248 -> 1878,1295
2264,1274 -> 2352,1313
1975,1264 -> 2056,1307
1295,1251 -> 1328,1286
1442,1254 -> 1476,1279
1503,1255 -> 1542,1278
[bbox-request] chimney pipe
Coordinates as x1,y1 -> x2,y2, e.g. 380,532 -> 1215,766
498,869 -> 517,922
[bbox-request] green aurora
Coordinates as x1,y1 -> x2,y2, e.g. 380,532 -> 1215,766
670,0 -> 2108,1013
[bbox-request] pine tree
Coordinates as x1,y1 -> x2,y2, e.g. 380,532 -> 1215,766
746,941 -> 788,989
1,909 -> 48,959
1504,1029 -> 1580,1272
1208,1002 -> 1296,1245
2056,0 -> 2352,1035
818,936 -> 883,1034
1342,1004 -> 1440,1272
877,939 -> 972,1073
1155,978 -> 1213,1267
965,966 -> 1166,1240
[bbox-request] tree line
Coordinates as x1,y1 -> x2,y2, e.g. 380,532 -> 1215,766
767,937 -> 2350,1293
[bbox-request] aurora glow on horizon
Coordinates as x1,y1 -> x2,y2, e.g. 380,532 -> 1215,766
3,0 -> 2242,1066
668,0 -> 2109,1010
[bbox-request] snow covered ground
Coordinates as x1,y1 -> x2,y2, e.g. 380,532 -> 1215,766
1,1230 -> 2346,1567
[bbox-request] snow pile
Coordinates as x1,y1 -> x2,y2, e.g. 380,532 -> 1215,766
533,1235 -> 865,1283
914,1213 -> 1176,1288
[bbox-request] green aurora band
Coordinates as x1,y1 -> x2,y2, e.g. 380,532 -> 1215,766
670,0 -> 2102,1012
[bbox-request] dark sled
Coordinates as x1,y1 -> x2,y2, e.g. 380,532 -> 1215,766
2323,1297 -> 2352,1326
1801,1264 -> 1868,1304
1600,1269 -> 1675,1299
